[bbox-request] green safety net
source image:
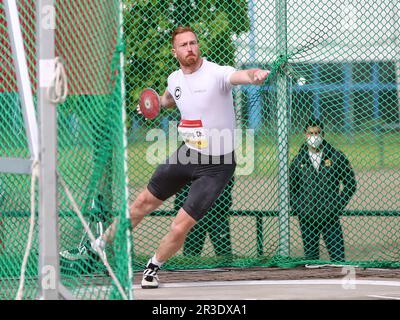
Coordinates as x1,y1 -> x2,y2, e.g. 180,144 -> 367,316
0,0 -> 399,300
0,0 -> 130,300
124,0 -> 399,271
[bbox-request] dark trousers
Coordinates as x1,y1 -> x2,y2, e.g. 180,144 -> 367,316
176,177 -> 234,256
298,214 -> 345,262
183,213 -> 232,256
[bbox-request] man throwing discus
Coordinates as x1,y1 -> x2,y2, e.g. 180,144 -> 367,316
68,25 -> 269,289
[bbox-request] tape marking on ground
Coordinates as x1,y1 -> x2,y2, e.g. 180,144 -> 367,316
133,279 -> 400,289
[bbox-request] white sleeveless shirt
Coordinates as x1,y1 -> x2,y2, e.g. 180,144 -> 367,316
167,59 -> 236,156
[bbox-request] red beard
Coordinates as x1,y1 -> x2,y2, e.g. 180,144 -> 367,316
181,54 -> 198,67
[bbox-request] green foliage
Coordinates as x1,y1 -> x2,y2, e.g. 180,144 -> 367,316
123,0 -> 250,115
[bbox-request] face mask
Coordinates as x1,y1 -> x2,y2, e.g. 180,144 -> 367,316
307,135 -> 323,149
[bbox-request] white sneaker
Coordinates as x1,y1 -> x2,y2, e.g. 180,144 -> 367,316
60,239 -> 106,261
60,240 -> 91,261
91,241 -> 107,261
141,265 -> 159,289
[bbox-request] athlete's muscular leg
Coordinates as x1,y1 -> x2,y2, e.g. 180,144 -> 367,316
154,208 -> 196,262
130,187 -> 164,228
101,187 -> 163,243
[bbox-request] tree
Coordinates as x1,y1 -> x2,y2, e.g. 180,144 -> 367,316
123,0 -> 250,119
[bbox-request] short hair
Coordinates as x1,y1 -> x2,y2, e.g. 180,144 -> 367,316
305,117 -> 324,132
171,25 -> 197,46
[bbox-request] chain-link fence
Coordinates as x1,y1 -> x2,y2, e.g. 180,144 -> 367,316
125,0 -> 399,271
0,0 -> 399,300
0,0 -> 130,300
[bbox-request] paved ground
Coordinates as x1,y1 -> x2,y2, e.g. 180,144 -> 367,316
132,266 -> 400,300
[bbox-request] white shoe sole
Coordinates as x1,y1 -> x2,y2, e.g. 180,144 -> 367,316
60,250 -> 86,261
141,278 -> 159,289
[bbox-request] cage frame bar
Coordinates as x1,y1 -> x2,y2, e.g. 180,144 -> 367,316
2,0 -> 39,175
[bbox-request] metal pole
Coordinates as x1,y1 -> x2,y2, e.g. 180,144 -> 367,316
248,0 -> 262,132
276,0 -> 290,257
343,63 -> 352,133
119,0 -> 133,300
4,0 -> 39,161
37,0 -> 60,299
393,2 -> 400,121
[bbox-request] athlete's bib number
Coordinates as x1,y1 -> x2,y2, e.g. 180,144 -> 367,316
178,119 -> 208,150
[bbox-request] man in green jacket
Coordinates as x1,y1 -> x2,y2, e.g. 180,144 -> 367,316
289,118 -> 357,262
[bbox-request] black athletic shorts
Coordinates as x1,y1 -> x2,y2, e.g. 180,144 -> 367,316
147,144 -> 236,221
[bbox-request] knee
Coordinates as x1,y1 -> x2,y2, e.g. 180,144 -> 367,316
132,191 -> 149,209
169,219 -> 195,240
130,190 -> 158,217
141,188 -> 161,205
170,222 -> 189,239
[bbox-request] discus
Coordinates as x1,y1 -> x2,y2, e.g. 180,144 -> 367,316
138,88 -> 160,120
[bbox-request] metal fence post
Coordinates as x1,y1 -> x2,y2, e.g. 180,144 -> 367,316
276,0 -> 290,257
37,0 -> 60,300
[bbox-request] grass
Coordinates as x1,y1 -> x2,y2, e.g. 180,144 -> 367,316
1,131 -> 398,209
127,131 -> 400,184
